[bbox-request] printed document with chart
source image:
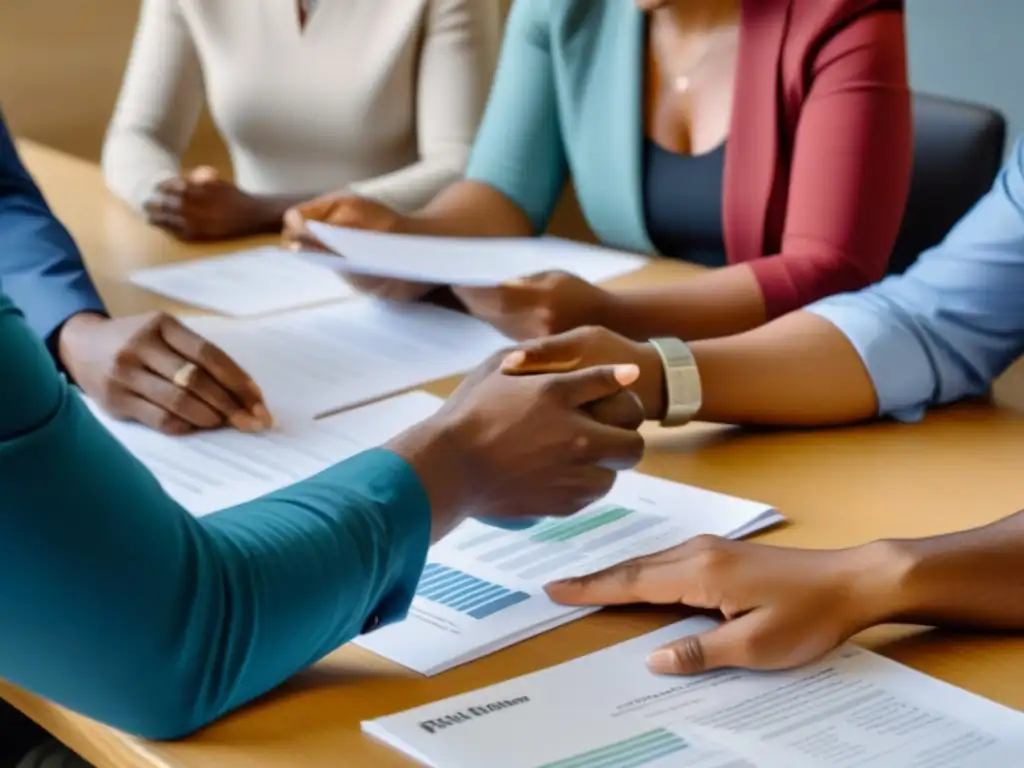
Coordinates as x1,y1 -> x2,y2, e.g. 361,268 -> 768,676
355,474 -> 782,675
364,617 -> 1024,767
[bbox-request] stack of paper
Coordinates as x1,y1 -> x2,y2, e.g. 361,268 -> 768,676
184,298 -> 508,418
84,391 -> 443,516
302,224 -> 649,287
129,248 -> 354,316
354,473 -> 782,675
364,617 -> 1024,767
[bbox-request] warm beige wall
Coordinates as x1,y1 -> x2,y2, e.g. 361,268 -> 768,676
0,0 -> 226,166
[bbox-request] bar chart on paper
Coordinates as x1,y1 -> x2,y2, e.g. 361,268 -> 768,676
416,564 -> 531,620
453,504 -> 667,582
355,471 -> 783,675
538,729 -> 693,768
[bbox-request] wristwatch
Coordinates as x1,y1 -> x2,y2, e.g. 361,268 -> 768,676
648,337 -> 702,427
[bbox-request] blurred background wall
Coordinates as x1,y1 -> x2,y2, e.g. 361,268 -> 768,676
6,1 -> 1022,164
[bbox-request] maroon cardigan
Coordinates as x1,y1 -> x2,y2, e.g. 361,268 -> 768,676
730,0 -> 912,316
468,0 -> 912,316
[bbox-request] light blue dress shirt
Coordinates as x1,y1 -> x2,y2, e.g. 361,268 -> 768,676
808,137 -> 1024,421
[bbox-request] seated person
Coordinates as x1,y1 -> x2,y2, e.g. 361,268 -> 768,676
102,0 -> 498,240
511,135 -> 1024,673
0,294 -> 644,762
284,0 -> 911,342
0,111 -> 269,435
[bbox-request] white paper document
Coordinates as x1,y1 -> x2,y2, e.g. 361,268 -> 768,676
184,298 -> 508,418
364,617 -> 1024,768
355,473 -> 783,675
85,391 -> 442,516
129,248 -> 354,317
302,224 -> 648,287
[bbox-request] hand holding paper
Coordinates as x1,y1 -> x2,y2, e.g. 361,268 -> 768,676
282,194 -> 433,301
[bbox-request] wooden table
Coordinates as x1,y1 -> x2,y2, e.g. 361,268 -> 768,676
5,142 -> 1024,767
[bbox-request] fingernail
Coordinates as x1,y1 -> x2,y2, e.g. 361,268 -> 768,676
502,350 -> 526,369
253,403 -> 274,428
613,364 -> 640,386
232,411 -> 265,433
646,649 -> 678,675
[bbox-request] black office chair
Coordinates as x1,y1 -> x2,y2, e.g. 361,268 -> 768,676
888,93 -> 1007,274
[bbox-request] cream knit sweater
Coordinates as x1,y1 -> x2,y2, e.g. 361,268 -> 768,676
102,0 -> 500,213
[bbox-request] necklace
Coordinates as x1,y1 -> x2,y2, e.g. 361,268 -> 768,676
671,35 -> 719,93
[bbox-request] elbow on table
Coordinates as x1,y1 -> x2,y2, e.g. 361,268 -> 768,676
85,662 -> 242,741
108,692 -> 229,742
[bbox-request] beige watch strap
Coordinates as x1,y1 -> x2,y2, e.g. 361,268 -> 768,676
649,337 -> 702,427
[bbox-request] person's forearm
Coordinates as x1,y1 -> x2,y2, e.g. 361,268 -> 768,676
404,180 -> 534,238
687,310 -> 879,426
604,264 -> 768,342
346,157 -> 466,216
102,128 -> 183,212
878,510 -> 1024,630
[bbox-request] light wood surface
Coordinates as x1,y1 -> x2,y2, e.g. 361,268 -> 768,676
4,141 -> 1024,767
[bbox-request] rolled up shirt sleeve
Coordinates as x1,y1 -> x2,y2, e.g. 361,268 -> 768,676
806,137 -> 1024,421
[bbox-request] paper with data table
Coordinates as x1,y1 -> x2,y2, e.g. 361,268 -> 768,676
129,248 -> 354,317
183,298 -> 508,418
365,617 -> 1024,768
84,391 -> 442,516
302,223 -> 649,287
362,618 -> 1024,768
355,473 -> 783,675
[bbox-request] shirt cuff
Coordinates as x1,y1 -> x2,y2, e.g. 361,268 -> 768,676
38,293 -> 107,374
805,293 -> 937,422
745,257 -> 804,319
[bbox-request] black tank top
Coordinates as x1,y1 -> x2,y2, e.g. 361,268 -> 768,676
642,139 -> 727,267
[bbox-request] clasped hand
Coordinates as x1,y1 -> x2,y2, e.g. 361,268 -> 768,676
387,352 -> 647,540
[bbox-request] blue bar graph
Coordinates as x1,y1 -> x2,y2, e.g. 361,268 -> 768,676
417,563 -> 530,619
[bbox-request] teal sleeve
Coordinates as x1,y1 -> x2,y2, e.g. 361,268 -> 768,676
0,294 -> 431,740
464,0 -> 568,233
